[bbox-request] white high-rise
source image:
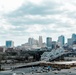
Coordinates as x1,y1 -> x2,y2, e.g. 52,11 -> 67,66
28,38 -> 34,47
28,37 -> 39,48
58,35 -> 65,47
39,36 -> 43,47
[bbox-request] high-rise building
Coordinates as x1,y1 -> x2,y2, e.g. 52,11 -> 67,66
28,38 -> 34,47
67,38 -> 72,46
46,37 -> 52,48
6,40 -> 14,48
39,36 -> 43,47
52,41 -> 56,49
28,38 -> 38,48
58,35 -> 65,46
72,33 -> 76,42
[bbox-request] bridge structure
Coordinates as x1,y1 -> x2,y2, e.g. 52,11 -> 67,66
41,48 -> 76,61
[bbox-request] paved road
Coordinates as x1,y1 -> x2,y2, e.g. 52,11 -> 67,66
1,64 -> 76,75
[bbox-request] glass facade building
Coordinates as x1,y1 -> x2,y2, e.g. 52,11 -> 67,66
46,37 -> 52,48
6,41 -> 14,48
58,35 -> 65,46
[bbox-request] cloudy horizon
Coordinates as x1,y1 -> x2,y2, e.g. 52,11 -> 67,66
0,0 -> 76,46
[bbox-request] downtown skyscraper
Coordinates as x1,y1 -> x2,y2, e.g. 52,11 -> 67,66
46,37 -> 52,48
58,35 -> 65,46
39,36 -> 43,47
6,40 -> 14,48
72,34 -> 76,43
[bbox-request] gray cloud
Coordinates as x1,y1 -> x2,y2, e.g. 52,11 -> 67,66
6,1 -> 62,16
6,17 -> 59,25
3,0 -> 76,29
4,1 -> 64,26
67,12 -> 76,19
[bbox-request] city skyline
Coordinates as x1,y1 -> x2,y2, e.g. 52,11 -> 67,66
1,34 -> 76,47
0,0 -> 76,46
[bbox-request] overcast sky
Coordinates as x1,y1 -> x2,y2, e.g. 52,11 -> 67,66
0,0 -> 76,46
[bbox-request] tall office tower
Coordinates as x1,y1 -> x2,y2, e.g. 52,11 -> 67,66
39,36 -> 43,47
28,38 -> 34,47
6,40 -> 14,48
72,34 -> 76,43
52,41 -> 56,49
34,40 -> 39,46
58,35 -> 65,46
67,38 -> 72,46
46,37 -> 52,48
